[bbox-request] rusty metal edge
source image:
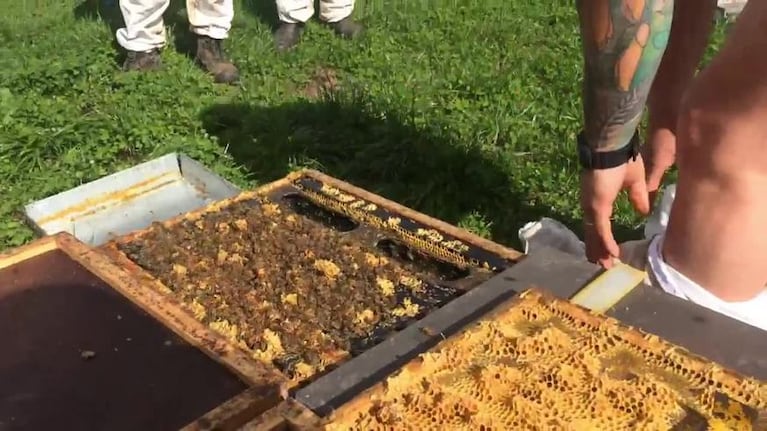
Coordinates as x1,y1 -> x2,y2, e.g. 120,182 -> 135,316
323,287 -> 767,426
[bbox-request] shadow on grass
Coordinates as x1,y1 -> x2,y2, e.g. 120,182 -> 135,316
73,0 -> 123,34
199,93 -> 639,251
73,0 -> 197,63
73,0 -> 124,64
242,0 -> 279,30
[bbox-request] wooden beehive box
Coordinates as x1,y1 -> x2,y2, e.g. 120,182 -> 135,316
238,400 -> 323,431
99,169 -> 523,391
0,233 -> 286,431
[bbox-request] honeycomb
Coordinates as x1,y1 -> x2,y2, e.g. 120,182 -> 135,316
294,178 -> 483,270
325,290 -> 767,430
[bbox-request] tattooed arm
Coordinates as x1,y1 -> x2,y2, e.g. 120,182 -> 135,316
576,0 -> 674,152
575,0 -> 674,266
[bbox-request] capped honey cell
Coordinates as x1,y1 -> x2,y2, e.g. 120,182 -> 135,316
117,194 -> 465,385
325,290 -> 767,430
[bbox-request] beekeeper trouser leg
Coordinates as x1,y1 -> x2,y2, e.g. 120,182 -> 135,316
276,0 -> 355,24
116,0 -> 233,52
187,0 -> 233,39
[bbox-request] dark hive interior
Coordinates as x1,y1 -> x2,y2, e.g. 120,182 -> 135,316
0,249 -> 248,431
119,191 -> 491,383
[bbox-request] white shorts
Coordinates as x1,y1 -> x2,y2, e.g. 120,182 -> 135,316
643,234 -> 767,331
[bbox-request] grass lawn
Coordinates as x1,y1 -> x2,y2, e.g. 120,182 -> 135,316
0,0 -> 727,252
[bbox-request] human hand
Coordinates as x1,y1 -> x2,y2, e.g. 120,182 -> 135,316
642,130 -> 677,208
580,155 -> 651,268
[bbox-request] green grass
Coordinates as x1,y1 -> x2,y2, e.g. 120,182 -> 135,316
0,0 -> 728,252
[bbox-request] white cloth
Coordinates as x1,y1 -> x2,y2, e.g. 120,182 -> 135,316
644,183 -> 676,239
519,217 -> 585,257
646,234 -> 767,331
519,184 -> 767,332
116,0 -> 233,52
276,0 -> 354,24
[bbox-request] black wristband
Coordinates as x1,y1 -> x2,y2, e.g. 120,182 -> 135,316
577,131 -> 640,170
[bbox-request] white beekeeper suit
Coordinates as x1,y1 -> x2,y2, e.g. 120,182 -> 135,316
116,0 -> 233,52
276,0 -> 355,24
519,184 -> 767,331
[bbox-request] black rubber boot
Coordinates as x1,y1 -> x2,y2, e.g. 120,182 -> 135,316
329,16 -> 363,39
195,35 -> 240,84
122,49 -> 162,72
274,22 -> 305,52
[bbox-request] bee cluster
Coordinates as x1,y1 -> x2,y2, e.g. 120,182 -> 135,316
118,188 -> 477,385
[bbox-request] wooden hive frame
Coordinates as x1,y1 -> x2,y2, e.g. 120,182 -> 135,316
98,169 -> 524,389
239,400 -> 324,431
0,233 -> 287,430
322,287 -> 767,429
102,169 -> 523,264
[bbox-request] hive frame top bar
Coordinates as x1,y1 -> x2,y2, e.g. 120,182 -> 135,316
105,169 -> 523,264
181,387 -> 290,431
239,399 -> 323,431
0,233 -> 60,270
324,287 -> 767,427
292,170 -> 524,266
294,266 -> 521,416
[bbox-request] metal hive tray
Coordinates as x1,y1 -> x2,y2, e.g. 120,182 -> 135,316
24,153 -> 241,247
717,0 -> 748,18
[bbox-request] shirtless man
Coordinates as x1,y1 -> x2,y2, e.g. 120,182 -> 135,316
576,0 -> 767,324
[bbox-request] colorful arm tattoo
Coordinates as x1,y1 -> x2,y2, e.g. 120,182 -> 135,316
576,0 -> 674,152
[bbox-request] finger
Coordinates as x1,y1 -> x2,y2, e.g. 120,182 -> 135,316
645,165 -> 665,194
582,202 -> 612,265
584,224 -> 613,268
628,178 -> 651,216
599,255 -> 616,269
583,223 -> 603,262
584,224 -> 616,269
580,169 -> 621,266
592,210 -> 620,259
